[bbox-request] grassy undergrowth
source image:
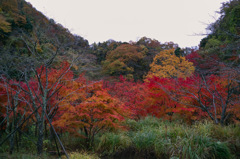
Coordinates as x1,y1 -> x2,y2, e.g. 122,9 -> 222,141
62,151 -> 100,159
96,116 -> 240,159
2,116 -> 239,159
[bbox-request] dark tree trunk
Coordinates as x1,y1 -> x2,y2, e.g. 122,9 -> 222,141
37,119 -> 44,155
9,133 -> 14,154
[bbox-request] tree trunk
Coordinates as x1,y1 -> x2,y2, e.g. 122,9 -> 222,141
9,133 -> 14,154
37,117 -> 44,155
44,120 -> 48,138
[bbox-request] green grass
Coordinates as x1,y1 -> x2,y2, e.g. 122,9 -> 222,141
96,132 -> 132,155
2,116 -> 239,159
60,132 -> 87,151
95,116 -> 239,159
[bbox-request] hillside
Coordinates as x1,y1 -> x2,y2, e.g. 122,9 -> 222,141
0,0 -> 239,158
0,0 -> 90,79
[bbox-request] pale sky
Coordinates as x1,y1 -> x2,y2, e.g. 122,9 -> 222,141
26,0 -> 228,48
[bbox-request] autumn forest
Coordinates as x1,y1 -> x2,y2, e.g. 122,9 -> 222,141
0,0 -> 239,159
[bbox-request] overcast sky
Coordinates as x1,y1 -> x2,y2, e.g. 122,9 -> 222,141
26,0 -> 228,48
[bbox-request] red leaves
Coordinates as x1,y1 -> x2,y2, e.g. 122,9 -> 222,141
185,50 -> 201,66
104,76 -> 148,120
148,73 -> 239,124
1,57 -> 238,138
144,76 -> 186,120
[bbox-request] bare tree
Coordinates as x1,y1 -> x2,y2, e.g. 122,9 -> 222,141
0,27 -> 82,158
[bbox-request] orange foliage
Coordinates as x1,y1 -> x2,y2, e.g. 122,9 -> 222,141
53,80 -> 129,147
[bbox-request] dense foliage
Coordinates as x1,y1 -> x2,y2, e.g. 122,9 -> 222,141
0,0 -> 239,158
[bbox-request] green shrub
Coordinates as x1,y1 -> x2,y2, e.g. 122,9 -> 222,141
123,118 -> 139,131
15,116 -> 234,159
131,130 -> 158,151
61,132 -> 86,150
154,138 -> 174,158
96,132 -> 132,155
210,124 -> 240,140
180,135 -> 231,159
125,116 -> 233,159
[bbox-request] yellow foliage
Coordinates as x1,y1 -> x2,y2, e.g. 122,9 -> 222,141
147,49 -> 195,79
102,44 -> 145,77
0,15 -> 11,33
36,43 -> 43,53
